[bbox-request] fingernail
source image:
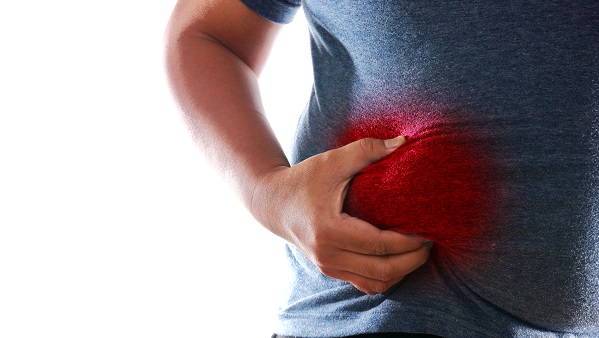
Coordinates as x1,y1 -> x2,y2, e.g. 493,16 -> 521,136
424,241 -> 434,248
384,136 -> 406,149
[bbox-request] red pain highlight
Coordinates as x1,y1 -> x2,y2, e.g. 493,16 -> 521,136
339,109 -> 499,248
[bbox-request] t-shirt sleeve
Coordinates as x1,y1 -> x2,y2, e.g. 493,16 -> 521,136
240,0 -> 302,24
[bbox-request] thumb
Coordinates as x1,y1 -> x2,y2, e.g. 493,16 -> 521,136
334,136 -> 406,178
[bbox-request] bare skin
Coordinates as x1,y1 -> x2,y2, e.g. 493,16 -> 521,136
164,0 -> 431,295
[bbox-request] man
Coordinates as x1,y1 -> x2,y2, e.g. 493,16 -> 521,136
164,0 -> 599,337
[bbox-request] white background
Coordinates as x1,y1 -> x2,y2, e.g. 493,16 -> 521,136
0,1 -> 312,337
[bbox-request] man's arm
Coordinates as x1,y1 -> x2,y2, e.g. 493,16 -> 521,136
164,0 -> 431,295
164,0 -> 288,185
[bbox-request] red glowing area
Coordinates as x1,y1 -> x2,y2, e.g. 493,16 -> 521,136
340,111 -> 498,248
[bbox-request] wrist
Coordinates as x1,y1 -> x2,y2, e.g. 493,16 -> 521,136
246,165 -> 290,234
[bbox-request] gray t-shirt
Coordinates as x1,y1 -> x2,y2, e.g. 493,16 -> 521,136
241,1 -> 599,337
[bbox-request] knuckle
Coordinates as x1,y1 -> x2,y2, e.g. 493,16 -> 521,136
371,238 -> 388,256
312,251 -> 329,268
318,150 -> 334,165
312,227 -> 333,247
370,283 -> 386,294
361,261 -> 377,278
318,148 -> 342,170
381,281 -> 396,293
378,265 -> 394,282
358,138 -> 377,157
319,266 -> 336,278
362,261 -> 393,282
367,280 -> 393,294
311,248 -> 335,271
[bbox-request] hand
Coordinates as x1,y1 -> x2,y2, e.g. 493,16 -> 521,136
251,136 -> 431,295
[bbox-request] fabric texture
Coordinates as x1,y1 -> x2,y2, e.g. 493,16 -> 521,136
272,333 -> 441,338
245,1 -> 599,337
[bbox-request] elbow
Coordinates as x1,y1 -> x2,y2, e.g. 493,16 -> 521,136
162,16 -> 205,109
162,13 -> 189,89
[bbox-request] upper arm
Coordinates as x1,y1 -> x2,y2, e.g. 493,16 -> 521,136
165,0 -> 283,75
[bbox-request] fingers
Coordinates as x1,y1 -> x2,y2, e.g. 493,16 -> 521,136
318,242 -> 431,295
325,270 -> 405,295
333,136 -> 406,178
335,214 -> 428,255
309,215 -> 431,294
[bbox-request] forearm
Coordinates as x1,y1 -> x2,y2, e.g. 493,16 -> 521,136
164,19 -> 289,210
